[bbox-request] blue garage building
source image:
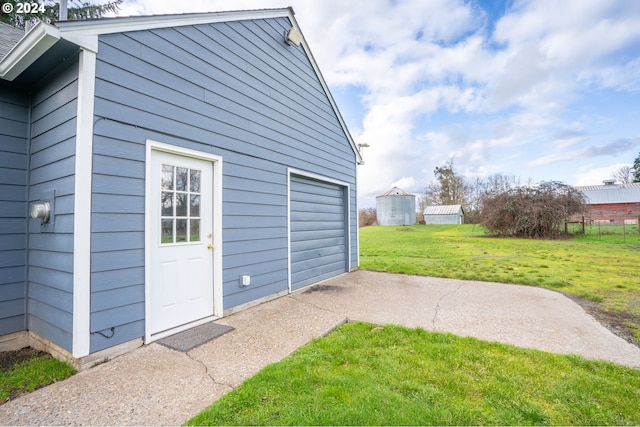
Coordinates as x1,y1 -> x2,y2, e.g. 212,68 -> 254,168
0,8 -> 361,368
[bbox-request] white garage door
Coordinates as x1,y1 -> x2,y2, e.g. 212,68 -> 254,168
289,174 -> 348,291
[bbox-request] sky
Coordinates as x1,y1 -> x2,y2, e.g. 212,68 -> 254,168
106,0 -> 640,208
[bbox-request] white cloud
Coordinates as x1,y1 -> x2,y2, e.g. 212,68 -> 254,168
574,163 -> 633,186
529,137 -> 639,167
391,177 -> 417,192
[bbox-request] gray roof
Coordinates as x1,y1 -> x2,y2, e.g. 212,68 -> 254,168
0,22 -> 24,60
423,205 -> 464,215
575,183 -> 640,204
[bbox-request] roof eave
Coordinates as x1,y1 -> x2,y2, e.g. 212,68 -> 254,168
54,8 -> 291,36
0,22 -> 60,81
0,8 -> 364,165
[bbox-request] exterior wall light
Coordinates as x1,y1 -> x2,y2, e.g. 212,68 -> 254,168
31,201 -> 51,224
285,27 -> 303,47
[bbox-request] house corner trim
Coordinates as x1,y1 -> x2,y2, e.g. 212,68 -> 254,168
72,48 -> 96,358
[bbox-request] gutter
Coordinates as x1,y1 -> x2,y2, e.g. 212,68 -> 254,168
0,22 -> 61,81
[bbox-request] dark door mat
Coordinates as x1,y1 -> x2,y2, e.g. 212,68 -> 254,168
157,322 -> 234,352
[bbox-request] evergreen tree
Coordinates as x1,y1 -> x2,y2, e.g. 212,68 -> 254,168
634,152 -> 640,183
1,0 -> 121,30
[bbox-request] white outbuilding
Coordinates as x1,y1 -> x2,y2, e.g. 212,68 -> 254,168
423,205 -> 465,224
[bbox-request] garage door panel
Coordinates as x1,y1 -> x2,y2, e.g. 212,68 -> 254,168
292,237 -> 345,253
292,221 -> 344,234
291,261 -> 346,288
291,186 -> 343,199
289,174 -> 347,291
291,244 -> 346,262
290,205 -> 343,216
290,179 -> 343,198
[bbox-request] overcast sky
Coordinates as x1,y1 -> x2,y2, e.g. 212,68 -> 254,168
108,0 -> 640,208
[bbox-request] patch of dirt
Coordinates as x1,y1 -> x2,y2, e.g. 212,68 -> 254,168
564,294 -> 640,349
0,347 -> 48,371
1,347 -> 54,405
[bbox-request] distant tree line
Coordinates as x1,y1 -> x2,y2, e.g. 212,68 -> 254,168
359,207 -> 377,227
417,158 -> 525,224
360,158 -> 589,238
416,158 -> 588,238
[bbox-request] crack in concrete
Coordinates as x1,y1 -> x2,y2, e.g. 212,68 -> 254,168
287,294 -> 350,337
288,293 -> 340,316
185,351 -> 233,391
432,283 -> 463,330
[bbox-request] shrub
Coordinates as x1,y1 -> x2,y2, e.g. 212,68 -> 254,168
479,181 -> 586,239
359,208 -> 377,227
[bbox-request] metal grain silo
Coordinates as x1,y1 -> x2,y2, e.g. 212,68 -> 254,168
376,187 -> 416,226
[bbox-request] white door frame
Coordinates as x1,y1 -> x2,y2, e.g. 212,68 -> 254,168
144,140 -> 223,343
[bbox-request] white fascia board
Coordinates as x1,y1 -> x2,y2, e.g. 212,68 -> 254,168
55,9 -> 290,54
63,34 -> 98,53
288,14 -> 364,166
55,8 -> 290,37
0,22 -> 60,81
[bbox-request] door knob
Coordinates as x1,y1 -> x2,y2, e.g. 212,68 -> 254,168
207,244 -> 214,250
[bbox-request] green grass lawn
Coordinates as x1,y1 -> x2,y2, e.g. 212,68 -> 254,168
0,348 -> 76,403
187,322 -> 640,426
359,224 -> 640,339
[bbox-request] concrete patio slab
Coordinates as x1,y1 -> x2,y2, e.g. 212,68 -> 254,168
1,270 -> 638,426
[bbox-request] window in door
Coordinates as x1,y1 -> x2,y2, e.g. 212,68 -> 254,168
160,164 -> 201,244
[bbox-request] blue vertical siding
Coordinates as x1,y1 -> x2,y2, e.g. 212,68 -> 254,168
0,86 -> 28,335
90,15 -> 357,350
26,58 -> 79,352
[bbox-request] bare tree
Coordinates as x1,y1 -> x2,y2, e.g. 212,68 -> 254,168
358,208 -> 377,227
611,165 -> 633,184
466,173 -> 520,223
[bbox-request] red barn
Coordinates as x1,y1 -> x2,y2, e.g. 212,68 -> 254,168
575,181 -> 640,223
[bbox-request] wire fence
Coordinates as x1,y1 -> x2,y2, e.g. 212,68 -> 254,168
565,216 -> 640,240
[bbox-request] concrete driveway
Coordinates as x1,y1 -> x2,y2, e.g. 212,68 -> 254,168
1,270 -> 639,425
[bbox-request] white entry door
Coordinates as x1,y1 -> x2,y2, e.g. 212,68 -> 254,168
149,150 -> 214,335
